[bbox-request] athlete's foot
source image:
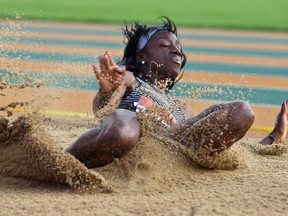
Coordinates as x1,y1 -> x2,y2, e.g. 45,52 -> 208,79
259,100 -> 288,145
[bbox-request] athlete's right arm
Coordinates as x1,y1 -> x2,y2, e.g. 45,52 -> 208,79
92,51 -> 138,114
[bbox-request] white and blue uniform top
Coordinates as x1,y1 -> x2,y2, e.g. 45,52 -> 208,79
118,78 -> 186,126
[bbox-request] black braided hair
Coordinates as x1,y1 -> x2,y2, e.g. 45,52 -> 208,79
119,16 -> 186,91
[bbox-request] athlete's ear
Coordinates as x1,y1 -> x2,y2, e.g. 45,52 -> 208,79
136,52 -> 146,63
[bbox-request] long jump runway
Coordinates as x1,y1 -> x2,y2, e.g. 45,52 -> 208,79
0,20 -> 287,137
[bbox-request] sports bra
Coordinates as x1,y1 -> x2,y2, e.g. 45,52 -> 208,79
118,78 -> 186,126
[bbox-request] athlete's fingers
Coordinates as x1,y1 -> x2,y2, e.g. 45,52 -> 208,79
115,65 -> 126,74
99,55 -> 109,73
114,68 -> 125,80
106,51 -> 116,67
98,55 -> 105,72
93,64 -> 103,81
104,54 -> 115,74
282,100 -> 287,111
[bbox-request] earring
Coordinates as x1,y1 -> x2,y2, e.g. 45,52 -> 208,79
141,61 -> 145,65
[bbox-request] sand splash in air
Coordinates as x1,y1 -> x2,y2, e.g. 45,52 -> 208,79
0,16 -> 110,191
0,115 -> 111,192
1,17 -> 288,196
0,108 -> 281,193
0,106 -> 247,192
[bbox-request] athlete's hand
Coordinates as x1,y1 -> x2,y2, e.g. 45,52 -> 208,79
93,51 -> 137,94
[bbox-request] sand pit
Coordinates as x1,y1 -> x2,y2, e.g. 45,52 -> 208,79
0,112 -> 288,216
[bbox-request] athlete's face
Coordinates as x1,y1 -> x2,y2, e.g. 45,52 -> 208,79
139,30 -> 184,83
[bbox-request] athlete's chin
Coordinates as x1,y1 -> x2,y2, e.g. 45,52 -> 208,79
168,69 -> 181,80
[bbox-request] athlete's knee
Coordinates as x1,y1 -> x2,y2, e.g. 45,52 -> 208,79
230,100 -> 255,130
233,100 -> 254,121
